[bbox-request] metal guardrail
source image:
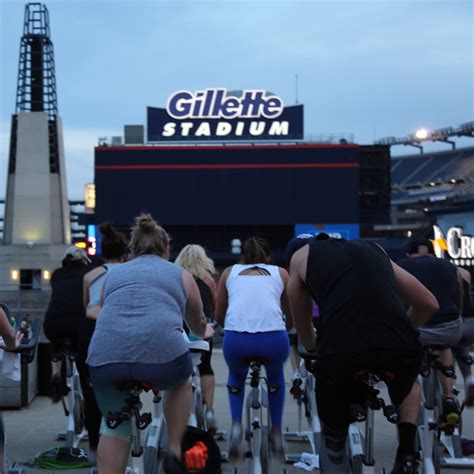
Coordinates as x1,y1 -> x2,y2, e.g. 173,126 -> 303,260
0,284 -> 50,326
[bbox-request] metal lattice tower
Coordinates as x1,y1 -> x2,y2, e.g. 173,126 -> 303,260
11,3 -> 59,174
16,3 -> 58,117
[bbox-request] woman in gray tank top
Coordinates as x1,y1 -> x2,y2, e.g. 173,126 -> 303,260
87,213 -> 212,474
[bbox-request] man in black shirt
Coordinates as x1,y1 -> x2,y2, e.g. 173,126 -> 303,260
398,239 -> 463,416
288,239 -> 438,474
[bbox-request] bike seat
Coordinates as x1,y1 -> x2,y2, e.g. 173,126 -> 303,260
242,357 -> 267,368
116,380 -> 153,394
188,340 -> 210,352
353,369 -> 395,384
51,337 -> 76,361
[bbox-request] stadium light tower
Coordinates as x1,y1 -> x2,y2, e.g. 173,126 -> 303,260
415,128 -> 429,140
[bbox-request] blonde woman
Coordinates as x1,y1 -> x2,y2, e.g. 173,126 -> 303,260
175,244 -> 218,433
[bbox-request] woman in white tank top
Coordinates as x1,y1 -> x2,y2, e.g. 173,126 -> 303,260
215,237 -> 292,458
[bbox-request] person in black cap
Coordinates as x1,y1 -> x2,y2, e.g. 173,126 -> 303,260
288,237 -> 438,474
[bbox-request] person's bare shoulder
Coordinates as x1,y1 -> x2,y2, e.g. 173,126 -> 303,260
459,267 -> 471,284
84,266 -> 106,286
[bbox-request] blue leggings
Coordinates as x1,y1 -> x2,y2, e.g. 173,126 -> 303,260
223,330 -> 289,429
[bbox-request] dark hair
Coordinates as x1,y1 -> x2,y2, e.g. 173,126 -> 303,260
405,238 -> 435,256
285,235 -> 314,264
99,222 -> 128,259
315,232 -> 330,240
241,237 -> 271,264
130,213 -> 170,258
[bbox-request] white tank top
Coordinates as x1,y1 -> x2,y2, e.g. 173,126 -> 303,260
224,263 -> 286,333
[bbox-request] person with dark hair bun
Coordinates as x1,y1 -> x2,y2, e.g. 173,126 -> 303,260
79,222 -> 128,463
87,213 -> 213,473
216,236 -> 292,458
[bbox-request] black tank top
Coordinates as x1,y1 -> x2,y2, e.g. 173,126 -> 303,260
397,256 -> 460,326
462,278 -> 474,318
305,239 -> 419,358
196,278 -> 214,321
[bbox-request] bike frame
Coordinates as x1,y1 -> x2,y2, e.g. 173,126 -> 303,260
419,359 -> 474,472
56,353 -> 87,448
243,363 -> 270,474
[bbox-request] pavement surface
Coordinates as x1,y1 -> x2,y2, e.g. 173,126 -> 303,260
2,349 -> 474,473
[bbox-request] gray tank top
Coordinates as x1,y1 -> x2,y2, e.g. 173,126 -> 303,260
87,255 -> 188,366
87,263 -> 118,309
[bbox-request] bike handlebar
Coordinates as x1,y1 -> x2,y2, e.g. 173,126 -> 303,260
4,318 -> 41,363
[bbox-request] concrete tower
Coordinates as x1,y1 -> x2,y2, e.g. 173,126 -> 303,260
1,3 -> 71,288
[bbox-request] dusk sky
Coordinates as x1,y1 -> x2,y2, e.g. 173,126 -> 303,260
1,0 -> 473,199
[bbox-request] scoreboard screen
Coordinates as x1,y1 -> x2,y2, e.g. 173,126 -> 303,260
94,144 -> 360,226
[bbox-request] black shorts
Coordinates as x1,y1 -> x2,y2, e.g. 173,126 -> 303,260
197,339 -> 214,376
315,348 -> 422,431
43,317 -> 80,356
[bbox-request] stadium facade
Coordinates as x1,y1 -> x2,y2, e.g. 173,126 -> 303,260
385,145 -> 474,268
91,88 -> 391,264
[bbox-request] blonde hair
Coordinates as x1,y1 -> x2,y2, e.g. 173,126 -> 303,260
175,244 -> 215,280
129,213 -> 170,258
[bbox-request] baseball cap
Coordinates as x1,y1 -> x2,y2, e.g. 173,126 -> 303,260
285,234 -> 315,264
64,246 -> 91,263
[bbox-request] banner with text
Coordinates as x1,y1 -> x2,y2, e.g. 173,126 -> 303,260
147,88 -> 304,141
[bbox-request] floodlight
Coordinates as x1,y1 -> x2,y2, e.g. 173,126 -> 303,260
415,129 -> 429,140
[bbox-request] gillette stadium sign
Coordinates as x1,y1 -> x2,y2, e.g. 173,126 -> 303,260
147,88 -> 304,141
433,225 -> 474,266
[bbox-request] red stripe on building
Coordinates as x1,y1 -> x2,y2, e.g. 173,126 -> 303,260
95,163 -> 359,171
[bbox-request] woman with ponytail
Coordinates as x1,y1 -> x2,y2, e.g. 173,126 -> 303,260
216,237 -> 292,458
87,213 -> 212,474
79,222 -> 128,463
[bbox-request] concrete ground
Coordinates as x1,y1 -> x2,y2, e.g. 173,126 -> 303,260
3,349 -> 474,473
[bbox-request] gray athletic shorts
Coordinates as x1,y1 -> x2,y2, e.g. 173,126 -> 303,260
419,317 -> 463,347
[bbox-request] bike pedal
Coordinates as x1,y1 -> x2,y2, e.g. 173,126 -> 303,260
420,367 -> 430,377
136,412 -> 152,430
445,412 -> 460,428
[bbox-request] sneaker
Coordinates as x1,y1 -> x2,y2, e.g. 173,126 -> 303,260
464,375 -> 474,407
391,454 -> 418,474
442,395 -> 460,428
163,452 -> 188,474
228,423 -> 242,459
205,408 -> 218,435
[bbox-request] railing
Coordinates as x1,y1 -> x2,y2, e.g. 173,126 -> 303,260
97,133 -> 355,147
0,284 -> 51,325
